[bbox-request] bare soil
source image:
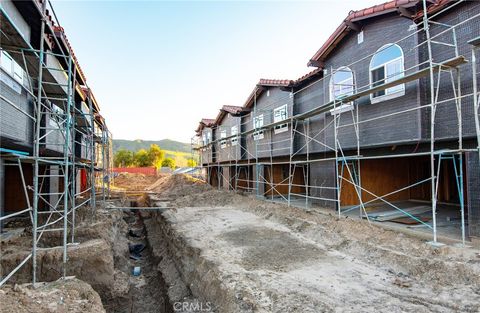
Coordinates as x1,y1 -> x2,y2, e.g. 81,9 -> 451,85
0,278 -> 105,313
146,174 -> 480,312
113,173 -> 162,191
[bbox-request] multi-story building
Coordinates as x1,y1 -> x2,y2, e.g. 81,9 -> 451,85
195,0 -> 480,244
0,0 -> 111,285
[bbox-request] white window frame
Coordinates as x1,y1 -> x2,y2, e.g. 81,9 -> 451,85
369,43 -> 405,103
273,104 -> 288,134
253,114 -> 264,141
220,130 -> 227,148
329,66 -> 355,115
231,125 -> 238,146
49,104 -> 65,129
1,51 -> 24,84
329,66 -> 355,102
357,31 -> 364,44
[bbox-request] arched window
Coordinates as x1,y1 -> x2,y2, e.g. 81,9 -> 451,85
329,66 -> 354,102
370,44 -> 405,99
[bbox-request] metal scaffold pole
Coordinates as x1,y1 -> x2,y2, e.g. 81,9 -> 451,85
422,0 -> 439,244
31,0 -> 48,286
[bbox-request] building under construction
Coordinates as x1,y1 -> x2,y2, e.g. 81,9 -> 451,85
194,0 -> 480,245
0,0 -> 112,286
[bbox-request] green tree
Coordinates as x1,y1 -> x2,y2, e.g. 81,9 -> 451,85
134,149 -> 151,167
186,158 -> 197,167
148,144 -> 165,169
114,149 -> 134,167
161,157 -> 176,169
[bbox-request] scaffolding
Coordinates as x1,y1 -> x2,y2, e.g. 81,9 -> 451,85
193,0 -> 480,246
0,0 -> 112,287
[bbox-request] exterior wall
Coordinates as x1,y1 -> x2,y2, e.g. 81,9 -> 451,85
244,87 -> 293,160
293,79 -> 328,154
320,14 -> 421,151
200,127 -> 214,165
420,1 -> 480,141
0,159 -> 4,226
309,160 -> 337,209
0,67 -> 33,149
45,52 -> 69,94
44,104 -> 71,153
2,0 -> 32,42
216,114 -> 241,163
467,152 -> 480,238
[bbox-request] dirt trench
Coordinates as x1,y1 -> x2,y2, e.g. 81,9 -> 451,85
104,200 -> 173,313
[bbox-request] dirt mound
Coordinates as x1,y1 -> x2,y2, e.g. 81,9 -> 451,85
147,174 -> 211,197
0,278 -> 105,313
113,173 -> 160,191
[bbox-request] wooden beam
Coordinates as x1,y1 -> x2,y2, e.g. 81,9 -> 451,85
345,20 -> 361,32
397,6 -> 413,18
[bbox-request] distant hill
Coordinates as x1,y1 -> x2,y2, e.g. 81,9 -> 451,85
112,139 -> 191,154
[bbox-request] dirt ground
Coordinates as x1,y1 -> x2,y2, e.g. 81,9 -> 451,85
0,278 -> 105,313
112,173 -> 162,191
2,173 -> 479,312
148,174 -> 480,312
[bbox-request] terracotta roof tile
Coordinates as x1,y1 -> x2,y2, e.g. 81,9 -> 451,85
201,118 -> 216,126
221,105 -> 244,115
308,0 -> 440,66
258,78 -> 293,87
293,68 -> 324,86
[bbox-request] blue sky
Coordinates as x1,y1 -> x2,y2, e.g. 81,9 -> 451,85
52,0 -> 381,143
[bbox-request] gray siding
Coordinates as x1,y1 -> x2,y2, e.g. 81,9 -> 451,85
200,127 -> 214,165
216,114 -> 241,163
0,68 -> 33,148
244,87 -> 293,160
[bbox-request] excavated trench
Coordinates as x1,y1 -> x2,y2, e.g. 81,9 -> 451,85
104,197 -> 174,313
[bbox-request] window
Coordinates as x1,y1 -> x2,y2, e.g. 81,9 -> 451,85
329,67 -> 355,115
357,31 -> 364,44
370,44 -> 405,100
49,105 -> 64,129
1,51 -> 24,84
253,114 -> 264,140
202,134 -> 207,145
231,126 -> 238,146
207,132 -> 211,144
330,67 -> 354,101
1,51 -> 13,73
273,104 -> 288,134
220,130 -> 227,148
266,90 -> 270,97
13,62 -> 23,82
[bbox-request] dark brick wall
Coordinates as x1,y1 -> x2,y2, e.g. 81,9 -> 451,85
419,1 -> 480,141
309,160 -> 337,209
467,151 -> 480,238
321,14 -> 421,151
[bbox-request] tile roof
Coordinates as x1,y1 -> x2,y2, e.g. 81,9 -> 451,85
307,0 -> 451,66
196,118 -> 216,133
201,118 -> 216,126
258,78 -> 293,87
293,68 -> 324,86
221,105 -> 244,115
